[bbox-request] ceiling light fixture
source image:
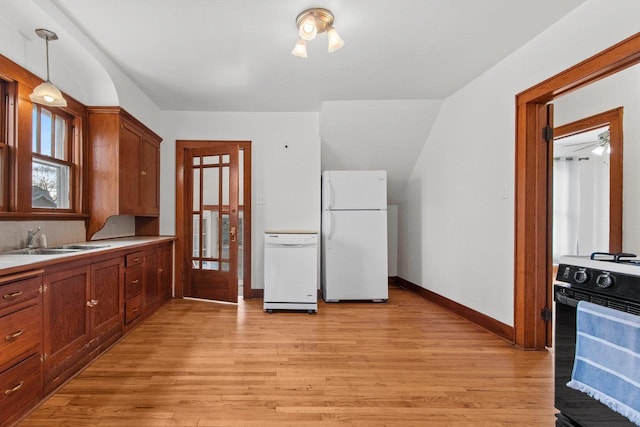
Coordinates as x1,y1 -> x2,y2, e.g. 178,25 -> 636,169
30,28 -> 67,107
291,8 -> 344,58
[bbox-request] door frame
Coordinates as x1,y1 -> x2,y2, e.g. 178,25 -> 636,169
514,32 -> 640,349
175,140 -> 253,299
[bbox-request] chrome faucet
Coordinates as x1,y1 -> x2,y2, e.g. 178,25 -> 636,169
26,227 -> 41,248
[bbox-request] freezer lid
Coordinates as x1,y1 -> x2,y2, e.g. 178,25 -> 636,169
322,170 -> 387,210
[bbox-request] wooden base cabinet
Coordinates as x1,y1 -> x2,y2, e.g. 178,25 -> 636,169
0,271 -> 43,427
0,240 -> 172,426
43,258 -> 123,394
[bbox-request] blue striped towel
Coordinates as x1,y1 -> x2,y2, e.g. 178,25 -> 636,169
567,301 -> 640,425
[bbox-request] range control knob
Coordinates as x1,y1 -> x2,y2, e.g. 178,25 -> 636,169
574,268 -> 589,284
596,272 -> 614,288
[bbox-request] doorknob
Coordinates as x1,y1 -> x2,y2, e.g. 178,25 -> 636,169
230,226 -> 237,242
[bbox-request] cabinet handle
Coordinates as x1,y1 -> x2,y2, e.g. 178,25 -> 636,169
4,381 -> 23,395
131,280 -> 139,284
3,291 -> 23,300
132,307 -> 139,313
86,299 -> 99,307
141,171 -> 147,176
5,330 -> 24,341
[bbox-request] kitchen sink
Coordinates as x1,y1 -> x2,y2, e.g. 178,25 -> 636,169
1,244 -> 110,255
3,248 -> 82,255
53,244 -> 110,250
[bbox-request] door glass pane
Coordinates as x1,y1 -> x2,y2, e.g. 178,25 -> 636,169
192,260 -> 200,269
192,213 -> 200,257
239,150 -> 244,206
203,166 -> 219,206
222,154 -> 230,163
221,262 -> 230,272
221,214 -> 229,260
238,211 -> 243,280
202,261 -> 218,271
192,155 -> 200,166
192,168 -> 200,212
204,208 -> 219,259
222,166 -> 229,206
203,155 -> 218,165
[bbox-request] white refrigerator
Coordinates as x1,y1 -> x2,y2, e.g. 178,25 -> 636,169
321,170 -> 388,302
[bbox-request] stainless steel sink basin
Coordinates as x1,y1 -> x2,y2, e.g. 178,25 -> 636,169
53,244 -> 110,250
1,244 -> 109,255
3,248 -> 82,255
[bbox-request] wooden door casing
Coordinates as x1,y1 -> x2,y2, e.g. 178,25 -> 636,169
515,32 -> 640,350
175,140 -> 252,300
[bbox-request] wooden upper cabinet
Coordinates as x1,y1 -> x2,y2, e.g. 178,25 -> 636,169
87,107 -> 162,239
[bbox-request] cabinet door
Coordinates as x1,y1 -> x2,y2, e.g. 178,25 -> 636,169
43,266 -> 90,392
144,250 -> 159,312
159,243 -> 173,302
119,122 -> 142,214
140,136 -> 159,215
89,258 -> 123,346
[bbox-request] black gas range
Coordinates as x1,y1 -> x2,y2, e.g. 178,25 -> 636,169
554,252 -> 640,426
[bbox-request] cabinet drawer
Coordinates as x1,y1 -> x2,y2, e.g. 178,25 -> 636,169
0,353 -> 42,426
0,276 -> 41,316
126,252 -> 144,267
125,266 -> 143,299
0,304 -> 41,368
125,294 -> 143,324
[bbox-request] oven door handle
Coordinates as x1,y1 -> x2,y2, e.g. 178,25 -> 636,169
555,292 -> 579,307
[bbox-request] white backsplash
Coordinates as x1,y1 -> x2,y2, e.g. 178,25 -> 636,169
0,220 -> 86,251
90,215 -> 136,241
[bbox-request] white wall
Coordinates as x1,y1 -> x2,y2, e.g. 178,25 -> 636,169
398,0 -> 640,326
158,111 -> 321,290
387,205 -> 398,277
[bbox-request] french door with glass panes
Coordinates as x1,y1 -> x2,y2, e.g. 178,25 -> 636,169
184,145 -> 242,302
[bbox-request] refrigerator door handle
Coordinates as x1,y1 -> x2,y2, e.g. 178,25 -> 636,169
324,182 -> 333,210
326,212 -> 332,240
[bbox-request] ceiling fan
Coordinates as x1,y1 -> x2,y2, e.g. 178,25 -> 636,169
562,129 -> 610,155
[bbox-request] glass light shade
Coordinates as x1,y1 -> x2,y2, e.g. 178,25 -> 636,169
30,81 -> 67,107
327,27 -> 344,52
298,15 -> 317,41
291,39 -> 308,58
591,144 -> 610,156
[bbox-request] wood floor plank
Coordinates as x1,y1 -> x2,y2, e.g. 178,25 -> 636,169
18,286 -> 554,426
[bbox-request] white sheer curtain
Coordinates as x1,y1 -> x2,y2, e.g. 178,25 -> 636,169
553,157 -> 581,261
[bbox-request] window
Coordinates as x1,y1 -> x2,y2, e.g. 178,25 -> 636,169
31,104 -> 72,209
0,79 -> 7,211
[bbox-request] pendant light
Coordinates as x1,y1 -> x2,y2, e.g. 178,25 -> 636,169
291,8 -> 344,58
30,28 -> 67,107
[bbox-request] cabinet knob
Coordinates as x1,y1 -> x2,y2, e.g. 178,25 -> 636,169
86,299 -> 99,307
141,171 -> 147,176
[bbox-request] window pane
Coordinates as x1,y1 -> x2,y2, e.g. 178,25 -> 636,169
32,159 -> 69,208
39,109 -> 52,156
54,116 -> 66,160
32,105 -> 38,152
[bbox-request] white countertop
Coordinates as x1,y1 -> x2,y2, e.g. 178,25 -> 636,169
0,236 -> 174,274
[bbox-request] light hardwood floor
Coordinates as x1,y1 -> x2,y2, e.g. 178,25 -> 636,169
19,286 -> 555,426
